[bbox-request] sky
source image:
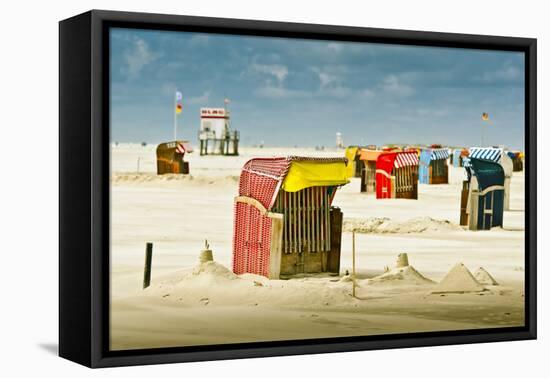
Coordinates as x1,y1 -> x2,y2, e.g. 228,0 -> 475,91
110,28 -> 525,149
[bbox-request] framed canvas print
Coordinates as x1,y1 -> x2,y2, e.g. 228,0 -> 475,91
59,10 -> 537,368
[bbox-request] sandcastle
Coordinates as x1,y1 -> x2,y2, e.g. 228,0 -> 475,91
396,253 -> 409,268
431,263 -> 486,294
368,253 -> 435,285
474,267 -> 499,286
199,239 -> 214,263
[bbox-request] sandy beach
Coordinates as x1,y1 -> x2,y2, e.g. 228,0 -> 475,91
110,144 -> 525,351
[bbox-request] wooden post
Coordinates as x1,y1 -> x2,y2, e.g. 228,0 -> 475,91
327,207 -> 343,273
308,187 -> 312,252
412,168 -> 418,200
360,167 -> 366,193
290,191 -> 295,253
325,189 -> 330,251
469,190 -> 479,231
295,190 -> 304,253
460,180 -> 470,226
352,230 -> 356,298
316,187 -> 321,252
143,242 -> 153,289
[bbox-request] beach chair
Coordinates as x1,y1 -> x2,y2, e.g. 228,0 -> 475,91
232,156 -> 349,278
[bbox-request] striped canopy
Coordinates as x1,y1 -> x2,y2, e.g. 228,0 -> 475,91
394,151 -> 419,168
176,142 -> 194,154
238,156 -> 349,210
469,147 -> 502,162
430,148 -> 450,160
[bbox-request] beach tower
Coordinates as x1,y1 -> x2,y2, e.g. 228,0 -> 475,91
155,140 -> 193,174
336,132 -> 344,149
375,151 -> 419,199
232,156 -> 349,278
418,147 -> 450,184
460,157 -> 505,230
468,147 -> 513,210
358,148 -> 383,193
198,107 -> 239,156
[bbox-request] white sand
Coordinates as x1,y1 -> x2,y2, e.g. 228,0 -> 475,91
109,144 -> 525,350
344,216 -> 463,234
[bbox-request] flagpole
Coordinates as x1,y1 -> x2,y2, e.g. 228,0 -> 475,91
481,112 -> 489,147
173,90 -> 177,141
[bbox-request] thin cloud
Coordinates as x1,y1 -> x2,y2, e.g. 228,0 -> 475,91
359,88 -> 375,98
479,65 -> 522,83
250,63 -> 289,85
255,85 -> 308,99
188,34 -> 210,46
319,86 -> 352,98
186,91 -> 211,104
327,42 -> 343,52
313,68 -> 338,89
123,38 -> 162,78
381,75 -> 415,97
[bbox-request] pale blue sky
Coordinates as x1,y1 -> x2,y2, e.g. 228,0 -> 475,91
110,28 -> 525,149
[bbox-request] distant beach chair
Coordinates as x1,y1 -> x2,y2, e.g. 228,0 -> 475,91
418,147 -> 450,185
468,147 -> 513,210
155,140 -> 193,174
452,148 -> 468,167
358,148 -> 383,194
375,151 -> 419,200
461,156 -> 505,230
344,146 -> 369,178
507,150 -> 524,172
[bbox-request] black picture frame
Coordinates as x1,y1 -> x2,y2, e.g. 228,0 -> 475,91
59,9 -> 537,368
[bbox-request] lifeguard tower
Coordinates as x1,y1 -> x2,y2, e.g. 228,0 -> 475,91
198,107 -> 239,156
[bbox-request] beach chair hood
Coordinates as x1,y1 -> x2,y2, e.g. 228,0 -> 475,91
238,156 -> 349,210
344,147 -> 359,178
359,149 -> 383,162
376,151 -> 419,174
469,147 -> 513,177
469,158 -> 505,190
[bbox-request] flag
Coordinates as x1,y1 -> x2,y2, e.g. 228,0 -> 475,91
224,97 -> 230,104
175,91 -> 183,114
481,112 -> 489,121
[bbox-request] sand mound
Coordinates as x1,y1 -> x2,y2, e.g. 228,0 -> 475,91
368,266 -> 435,285
192,261 -> 238,280
344,217 -> 462,234
149,261 -> 237,289
111,173 -> 240,186
145,260 -> 359,308
431,263 -> 486,294
339,274 -> 353,283
474,267 -> 499,286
